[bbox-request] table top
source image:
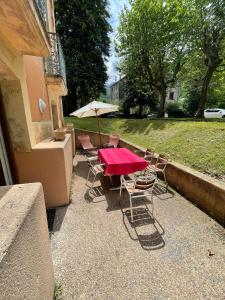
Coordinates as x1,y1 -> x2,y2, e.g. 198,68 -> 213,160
98,148 -> 148,175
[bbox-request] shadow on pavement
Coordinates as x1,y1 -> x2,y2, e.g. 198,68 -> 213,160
122,206 -> 165,251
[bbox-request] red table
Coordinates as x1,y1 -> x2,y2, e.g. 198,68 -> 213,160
98,148 -> 148,176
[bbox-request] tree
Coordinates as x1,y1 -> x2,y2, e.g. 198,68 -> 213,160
191,0 -> 225,118
117,0 -> 190,117
121,78 -> 158,117
183,89 -> 201,116
180,41 -> 225,116
55,0 -> 111,115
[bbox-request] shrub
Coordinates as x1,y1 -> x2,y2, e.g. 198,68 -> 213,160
166,102 -> 186,117
183,89 -> 200,116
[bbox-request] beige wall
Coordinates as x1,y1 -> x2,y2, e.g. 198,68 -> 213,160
14,134 -> 73,208
0,183 -> 54,299
24,55 -> 51,122
0,79 -> 35,151
55,96 -> 63,128
59,96 -> 65,127
33,121 -> 53,144
0,0 -> 50,57
47,0 -> 56,33
0,44 -> 45,151
0,3 -> 64,151
47,85 -> 66,129
66,128 -> 75,157
0,0 -> 71,205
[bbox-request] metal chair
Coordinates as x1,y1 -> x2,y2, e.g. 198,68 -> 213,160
144,148 -> 156,163
86,157 -> 105,190
120,173 -> 157,223
134,148 -> 156,176
134,148 -> 156,160
145,154 -> 168,187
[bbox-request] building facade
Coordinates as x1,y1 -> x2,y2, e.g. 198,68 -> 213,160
110,77 -> 180,103
0,0 -> 73,207
166,83 -> 181,102
110,77 -> 126,104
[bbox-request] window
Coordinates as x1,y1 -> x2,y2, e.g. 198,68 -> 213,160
206,109 -> 220,113
169,91 -> 174,100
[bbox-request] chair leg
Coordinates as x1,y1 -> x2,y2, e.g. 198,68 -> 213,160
129,195 -> 133,223
151,193 -> 154,218
120,176 -> 123,197
163,172 -> 168,189
86,168 -> 91,186
91,173 -> 97,189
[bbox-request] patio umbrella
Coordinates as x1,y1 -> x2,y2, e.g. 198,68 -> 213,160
69,101 -> 119,146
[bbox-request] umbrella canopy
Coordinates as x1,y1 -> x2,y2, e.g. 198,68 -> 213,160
70,101 -> 118,118
69,101 -> 119,146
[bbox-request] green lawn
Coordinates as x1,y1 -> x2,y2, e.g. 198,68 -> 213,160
65,117 -> 225,178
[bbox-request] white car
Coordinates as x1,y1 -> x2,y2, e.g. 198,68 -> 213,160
204,108 -> 225,118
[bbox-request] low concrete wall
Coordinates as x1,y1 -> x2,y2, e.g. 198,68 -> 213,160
0,183 -> 54,299
75,128 -> 225,225
14,134 -> 73,208
66,128 -> 76,157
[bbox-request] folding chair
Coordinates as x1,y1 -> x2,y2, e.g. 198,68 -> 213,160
103,134 -> 120,148
78,135 -> 98,157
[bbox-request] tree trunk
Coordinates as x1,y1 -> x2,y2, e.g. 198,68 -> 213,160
158,86 -> 167,118
196,66 -> 215,118
139,102 -> 143,117
80,94 -> 88,107
123,101 -> 130,117
127,106 -> 130,117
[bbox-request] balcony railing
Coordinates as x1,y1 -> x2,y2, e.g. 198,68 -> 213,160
45,32 -> 67,87
35,0 -> 48,28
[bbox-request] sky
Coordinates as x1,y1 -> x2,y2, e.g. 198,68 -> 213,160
106,0 -> 129,86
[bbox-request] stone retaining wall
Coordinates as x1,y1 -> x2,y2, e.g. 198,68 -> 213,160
75,128 -> 225,225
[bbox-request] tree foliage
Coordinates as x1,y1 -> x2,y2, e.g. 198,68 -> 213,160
117,0 -> 225,118
117,0 -> 190,117
55,0 -> 111,115
121,78 -> 158,117
189,0 -> 225,117
175,59 -> 225,116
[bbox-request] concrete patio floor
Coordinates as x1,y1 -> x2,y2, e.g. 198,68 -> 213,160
51,154 -> 225,299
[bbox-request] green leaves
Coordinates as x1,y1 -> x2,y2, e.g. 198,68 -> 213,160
117,0 -> 225,117
55,0 -> 111,114
117,0 -> 190,116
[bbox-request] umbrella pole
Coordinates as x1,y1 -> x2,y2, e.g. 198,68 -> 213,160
96,115 -> 102,147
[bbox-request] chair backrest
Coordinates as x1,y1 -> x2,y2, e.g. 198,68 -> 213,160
108,134 -> 120,148
144,148 -> 155,162
78,135 -> 94,150
156,154 -> 168,171
145,148 -> 154,156
135,174 -> 157,191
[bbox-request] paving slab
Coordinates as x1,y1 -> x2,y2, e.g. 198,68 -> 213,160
51,154 -> 225,299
